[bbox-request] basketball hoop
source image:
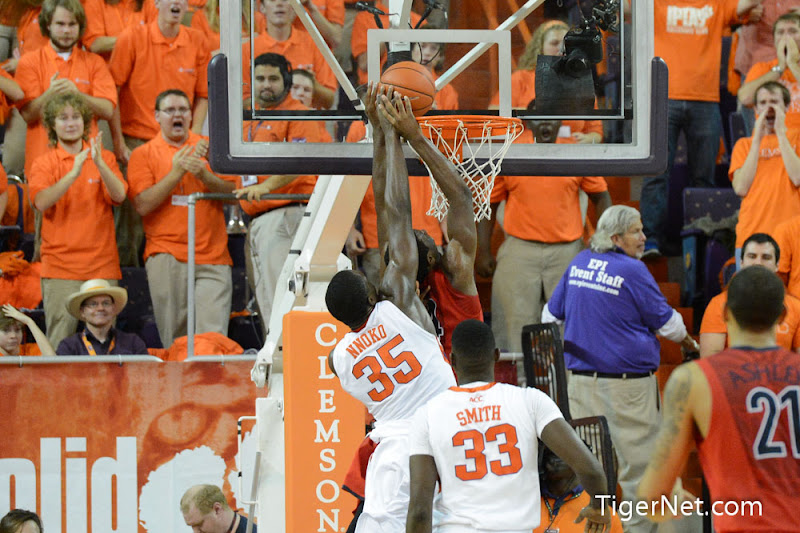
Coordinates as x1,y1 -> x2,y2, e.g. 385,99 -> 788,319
417,115 -> 524,222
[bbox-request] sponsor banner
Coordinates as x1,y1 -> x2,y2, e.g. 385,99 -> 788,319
0,361 -> 264,533
284,312 -> 365,533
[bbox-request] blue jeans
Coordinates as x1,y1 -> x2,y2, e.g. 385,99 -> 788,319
640,99 -> 721,246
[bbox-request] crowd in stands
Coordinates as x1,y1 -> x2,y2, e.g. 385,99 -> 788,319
1,0 -> 800,369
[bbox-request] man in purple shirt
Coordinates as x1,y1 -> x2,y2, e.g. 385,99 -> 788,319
542,205 -> 698,533
56,279 -> 147,356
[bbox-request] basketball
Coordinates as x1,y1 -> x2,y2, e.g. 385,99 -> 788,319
380,61 -> 436,116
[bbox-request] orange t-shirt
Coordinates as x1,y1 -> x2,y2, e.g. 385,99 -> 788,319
654,0 -> 740,101
700,289 -> 800,350
0,68 -> 16,124
109,21 -> 211,141
351,3 -> 422,85
293,0 -> 345,31
729,131 -> 800,247
489,69 -> 603,138
431,71 -> 459,110
491,134 -> 607,243
17,8 -> 47,56
28,142 -> 124,280
1,343 -> 42,356
15,45 -> 118,183
82,0 -> 158,62
240,98 -> 321,215
775,215 -> 800,300
126,132 -> 233,265
743,59 -> 800,129
243,29 -> 337,98
345,121 -> 443,247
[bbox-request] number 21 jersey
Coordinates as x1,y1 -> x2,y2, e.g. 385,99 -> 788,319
409,382 -> 563,531
331,300 -> 456,423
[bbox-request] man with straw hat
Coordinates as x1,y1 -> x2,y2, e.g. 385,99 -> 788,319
56,279 -> 147,356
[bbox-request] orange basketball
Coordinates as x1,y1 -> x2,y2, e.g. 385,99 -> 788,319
380,61 -> 436,116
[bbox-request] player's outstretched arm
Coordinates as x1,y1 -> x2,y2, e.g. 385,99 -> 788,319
540,418 -> 611,532
380,95 -> 478,295
364,82 -> 390,266
406,454 -> 436,533
377,93 -> 437,335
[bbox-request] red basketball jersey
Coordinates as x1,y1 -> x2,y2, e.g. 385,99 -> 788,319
696,348 -> 800,532
425,269 -> 483,358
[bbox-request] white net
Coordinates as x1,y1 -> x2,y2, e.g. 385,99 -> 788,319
417,116 -> 524,221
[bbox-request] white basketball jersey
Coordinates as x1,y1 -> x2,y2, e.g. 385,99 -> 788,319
332,300 -> 456,424
409,382 -> 563,531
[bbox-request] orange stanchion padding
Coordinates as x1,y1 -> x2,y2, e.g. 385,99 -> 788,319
283,311 -> 366,532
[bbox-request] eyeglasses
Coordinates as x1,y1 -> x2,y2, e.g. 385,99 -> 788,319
158,107 -> 191,116
83,300 -> 114,309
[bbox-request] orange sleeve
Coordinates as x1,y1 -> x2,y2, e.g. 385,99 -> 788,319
579,176 -> 608,194
490,176 -> 508,203
14,51 -> 45,109
743,60 -> 773,85
350,11 -> 370,59
788,296 -> 800,349
126,144 -> 157,199
699,293 -> 727,334
775,218 -> 794,277
82,0 -> 106,49
434,84 -> 459,111
109,25 -> 136,86
27,150 -> 59,203
86,52 -> 118,107
582,119 -> 603,137
346,121 -> 367,142
0,163 -> 7,194
324,0 -> 346,25
17,9 -> 48,56
728,136 -> 752,179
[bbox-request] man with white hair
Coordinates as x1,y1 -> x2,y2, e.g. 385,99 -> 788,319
542,205 -> 698,533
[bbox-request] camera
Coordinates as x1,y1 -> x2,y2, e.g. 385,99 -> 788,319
558,0 -> 619,78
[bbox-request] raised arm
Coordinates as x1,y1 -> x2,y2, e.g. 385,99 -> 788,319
379,95 -> 478,295
377,92 -> 436,334
364,83 -> 390,273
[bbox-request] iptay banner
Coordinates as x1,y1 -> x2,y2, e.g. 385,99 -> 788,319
0,361 -> 263,533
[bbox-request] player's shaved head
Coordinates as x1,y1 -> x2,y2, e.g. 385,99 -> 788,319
726,265 -> 785,332
451,320 -> 496,376
326,270 -> 376,329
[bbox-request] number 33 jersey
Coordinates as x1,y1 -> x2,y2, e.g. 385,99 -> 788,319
409,382 -> 563,531
332,300 -> 456,423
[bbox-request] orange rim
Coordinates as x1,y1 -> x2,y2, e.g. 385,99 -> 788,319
417,115 -> 523,139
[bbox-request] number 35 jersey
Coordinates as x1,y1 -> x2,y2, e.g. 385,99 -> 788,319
409,382 -> 563,531
332,300 -> 456,424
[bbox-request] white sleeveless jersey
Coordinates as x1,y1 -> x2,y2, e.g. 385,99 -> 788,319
332,300 -> 456,424
409,382 -> 563,531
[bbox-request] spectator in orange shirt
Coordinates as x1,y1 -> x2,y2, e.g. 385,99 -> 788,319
243,0 -> 337,109
477,109 -> 611,353
730,81 -> 800,258
109,0 -> 210,163
699,232 -> 800,356
82,0 -> 158,63
234,53 -> 321,330
644,0 -> 763,258
488,20 -> 603,143
127,89 -> 235,348
739,11 -> 800,128
0,304 -> 54,356
292,0 -> 344,49
290,68 -> 334,140
191,0 -> 264,57
28,92 -> 127,348
350,2 -> 421,86
411,24 -> 459,111
0,4 -> 47,75
15,0 -> 117,181
774,213 -> 800,298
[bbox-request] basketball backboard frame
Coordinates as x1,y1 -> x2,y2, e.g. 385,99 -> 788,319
209,0 -> 666,177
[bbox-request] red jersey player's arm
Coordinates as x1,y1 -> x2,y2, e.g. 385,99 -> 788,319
406,454 -> 437,533
638,363 -> 710,520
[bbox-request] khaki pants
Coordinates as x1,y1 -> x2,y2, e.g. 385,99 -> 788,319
248,204 -> 305,330
41,278 -> 119,349
145,253 -> 232,349
568,372 -> 661,533
492,236 -> 583,352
